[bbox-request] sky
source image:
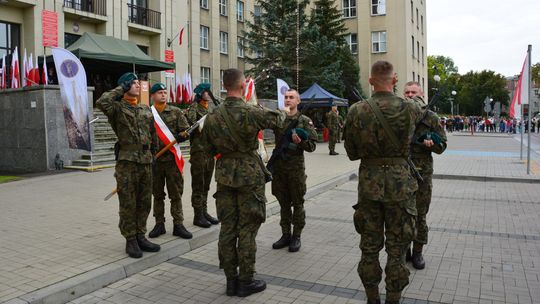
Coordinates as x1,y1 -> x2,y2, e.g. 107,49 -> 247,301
427,0 -> 540,77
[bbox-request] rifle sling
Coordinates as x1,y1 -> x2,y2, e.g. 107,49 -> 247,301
365,99 -> 402,155
216,106 -> 250,152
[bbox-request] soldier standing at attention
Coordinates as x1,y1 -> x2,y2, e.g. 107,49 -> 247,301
344,61 -> 422,304
147,83 -> 193,240
96,72 -> 160,259
201,69 -> 285,297
187,84 -> 220,228
326,104 -> 340,155
271,89 -> 317,252
403,81 -> 447,269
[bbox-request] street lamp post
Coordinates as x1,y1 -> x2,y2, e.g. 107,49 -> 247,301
449,90 -> 457,116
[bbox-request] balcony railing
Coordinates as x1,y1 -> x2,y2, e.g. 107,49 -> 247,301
64,0 -> 107,16
127,4 -> 161,30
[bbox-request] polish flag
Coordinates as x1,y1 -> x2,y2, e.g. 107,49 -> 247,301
179,27 -> 185,46
27,53 -> 34,86
42,57 -> 48,85
10,47 -> 20,89
244,77 -> 255,101
244,77 -> 268,161
175,76 -> 182,103
1,54 -> 6,89
151,106 -> 185,175
169,83 -> 175,103
510,53 -> 529,119
22,48 -> 28,87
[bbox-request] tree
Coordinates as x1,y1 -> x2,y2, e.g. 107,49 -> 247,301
532,62 -> 540,88
427,55 -> 458,95
455,70 -> 510,116
244,0 -> 310,98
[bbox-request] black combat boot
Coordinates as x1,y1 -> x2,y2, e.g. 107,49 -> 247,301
193,211 -> 212,228
365,287 -> 381,304
204,212 -> 220,225
288,235 -> 301,252
385,291 -> 401,304
148,222 -> 166,238
272,234 -> 291,249
173,224 -> 193,239
125,239 -> 143,258
237,279 -> 266,297
226,276 -> 239,296
405,246 -> 412,262
329,151 -> 339,155
412,251 -> 426,269
136,235 -> 161,252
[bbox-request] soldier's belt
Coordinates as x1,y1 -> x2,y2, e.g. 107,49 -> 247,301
120,144 -> 150,151
361,157 -> 408,166
220,150 -> 256,158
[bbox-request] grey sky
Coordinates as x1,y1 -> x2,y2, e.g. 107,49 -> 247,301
427,0 -> 540,77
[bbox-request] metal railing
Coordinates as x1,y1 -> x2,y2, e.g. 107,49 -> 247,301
64,0 -> 107,16
127,4 -> 161,29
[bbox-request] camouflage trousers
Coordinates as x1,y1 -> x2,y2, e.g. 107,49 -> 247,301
328,128 -> 338,152
190,152 -> 215,213
152,160 -> 184,225
412,157 -> 433,246
271,163 -> 307,236
115,161 -> 152,239
353,195 -> 417,294
214,183 -> 267,281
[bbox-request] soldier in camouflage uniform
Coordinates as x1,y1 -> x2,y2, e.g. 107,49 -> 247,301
201,69 -> 285,297
147,83 -> 193,240
96,72 -> 160,259
187,86 -> 219,228
271,89 -> 317,252
326,104 -> 340,155
403,81 -> 447,270
344,61 -> 423,304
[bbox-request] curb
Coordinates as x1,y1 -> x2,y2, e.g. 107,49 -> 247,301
433,173 -> 540,184
5,170 -> 357,304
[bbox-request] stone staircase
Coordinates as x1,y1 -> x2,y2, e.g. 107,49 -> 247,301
67,108 -> 192,171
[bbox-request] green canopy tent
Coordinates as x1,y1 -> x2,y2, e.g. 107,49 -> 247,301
64,32 -> 174,74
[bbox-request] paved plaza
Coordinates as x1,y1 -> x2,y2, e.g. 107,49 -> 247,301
1,132 -> 540,304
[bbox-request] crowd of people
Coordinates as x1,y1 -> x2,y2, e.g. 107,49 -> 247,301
440,115 -> 540,134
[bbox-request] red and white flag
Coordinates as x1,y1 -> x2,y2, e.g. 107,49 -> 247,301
1,54 -> 6,89
510,53 -> 529,119
175,75 -> 182,103
27,53 -> 34,86
22,48 -> 28,87
245,77 -> 255,101
179,27 -> 185,46
42,56 -> 48,85
151,106 -> 185,175
244,77 -> 268,161
10,47 -> 20,89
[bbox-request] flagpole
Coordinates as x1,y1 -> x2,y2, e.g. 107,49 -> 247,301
527,44 -> 532,174
520,97 -> 524,160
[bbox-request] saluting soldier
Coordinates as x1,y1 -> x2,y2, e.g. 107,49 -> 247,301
187,84 -> 220,228
344,61 -> 423,304
200,69 -> 285,297
326,104 -> 340,155
270,89 -> 317,252
147,83 -> 192,240
96,72 -> 160,259
403,81 -> 447,269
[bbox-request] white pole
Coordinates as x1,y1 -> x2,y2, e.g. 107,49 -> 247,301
527,44 -> 532,174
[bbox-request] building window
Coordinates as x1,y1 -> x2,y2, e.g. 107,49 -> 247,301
255,49 -> 264,58
237,37 -> 245,58
64,33 -> 81,48
219,0 -> 227,16
237,1 -> 244,22
417,74 -> 420,84
371,0 -> 386,15
220,70 -> 225,92
254,5 -> 262,17
343,0 -> 356,18
410,1 -> 414,22
200,25 -> 209,50
417,41 -> 420,62
219,31 -> 228,54
416,8 -> 419,28
371,31 -> 386,53
422,77 -> 425,90
421,46 -> 424,65
411,36 -> 415,58
412,71 -> 415,81
421,15 -> 424,34
201,67 -> 210,84
200,0 -> 208,9
0,21 -> 20,88
346,33 -> 358,54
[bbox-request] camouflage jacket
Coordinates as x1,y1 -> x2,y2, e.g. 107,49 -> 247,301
201,97 -> 285,187
96,86 -> 156,164
411,109 -> 447,158
187,102 -> 209,154
326,111 -> 340,130
154,104 -> 190,163
344,91 -> 423,202
273,112 -> 317,165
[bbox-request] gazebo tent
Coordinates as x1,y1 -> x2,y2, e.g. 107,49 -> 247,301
299,83 -> 348,108
63,32 -> 174,74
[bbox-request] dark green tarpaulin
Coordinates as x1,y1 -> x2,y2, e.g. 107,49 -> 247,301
66,32 -> 174,74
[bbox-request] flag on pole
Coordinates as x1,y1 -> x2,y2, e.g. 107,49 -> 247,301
1,54 -> 6,89
22,49 -> 28,87
10,46 -> 20,89
510,53 -> 529,119
244,77 -> 268,161
175,75 -> 182,103
151,105 -> 185,175
276,78 -> 290,110
27,53 -> 34,86
32,54 -> 39,85
245,77 -> 255,101
42,56 -> 48,85
179,27 -> 185,46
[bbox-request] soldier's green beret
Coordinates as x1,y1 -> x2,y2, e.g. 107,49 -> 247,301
150,83 -> 167,94
194,83 -> 211,95
417,132 -> 442,145
289,128 -> 309,141
117,72 -> 138,87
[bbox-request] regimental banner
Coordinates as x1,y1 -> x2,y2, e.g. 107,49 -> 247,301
276,78 -> 289,110
164,50 -> 174,76
52,48 -> 91,151
42,10 -> 58,47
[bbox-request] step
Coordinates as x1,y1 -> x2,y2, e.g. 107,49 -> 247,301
71,157 -> 116,166
94,135 -> 118,141
81,152 -> 115,160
